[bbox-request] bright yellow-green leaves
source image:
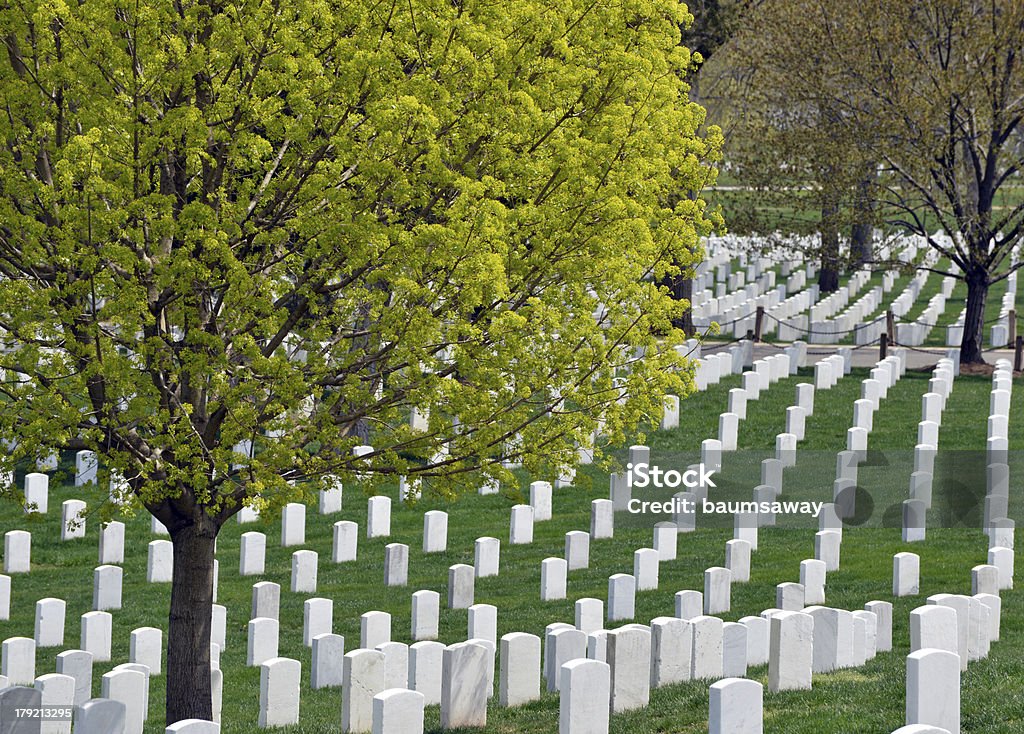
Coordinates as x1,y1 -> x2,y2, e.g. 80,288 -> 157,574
0,0 -> 719,522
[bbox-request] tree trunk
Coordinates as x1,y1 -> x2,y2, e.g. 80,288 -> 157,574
960,269 -> 989,364
818,185 -> 841,293
669,274 -> 695,335
165,513 -> 218,725
850,166 -> 875,266
850,221 -> 872,265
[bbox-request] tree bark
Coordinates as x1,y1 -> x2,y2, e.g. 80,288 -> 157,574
850,221 -> 872,265
667,274 -> 696,335
165,512 -> 219,725
815,183 -> 839,292
850,166 -> 875,266
818,197 -> 841,293
960,268 -> 989,364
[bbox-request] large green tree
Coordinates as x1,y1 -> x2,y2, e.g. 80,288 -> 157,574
701,0 -> 1024,358
0,0 -> 721,723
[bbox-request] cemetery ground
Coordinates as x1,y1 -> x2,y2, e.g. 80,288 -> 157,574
1,364 -> 1021,732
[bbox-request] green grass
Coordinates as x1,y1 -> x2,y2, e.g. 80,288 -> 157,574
1,366 -> 1022,733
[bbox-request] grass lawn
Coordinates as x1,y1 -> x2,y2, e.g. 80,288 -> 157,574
0,364 -> 1021,733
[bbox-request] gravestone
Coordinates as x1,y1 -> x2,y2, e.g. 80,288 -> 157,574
971,564 -> 999,596
24,473 -> 49,514
530,481 -> 553,521
367,497 -> 391,539
93,566 -> 123,611
55,649 -> 93,706
360,611 -> 391,650
709,678 -> 762,734
147,540 -> 172,583
247,618 -> 279,667
653,523 -> 677,561
291,550 -> 318,593
474,537 -> 500,578
988,547 -> 1013,590
411,590 -> 440,641
650,617 -> 692,687
591,500 -> 614,539
101,667 -> 146,734
866,601 -> 893,652
704,567 -> 731,614
409,641 -> 444,706
894,553 -> 920,596
60,500 -> 87,541
98,522 -> 125,565
3,531 -> 30,574
634,549 -> 659,591
80,612 -> 111,662
739,615 -> 769,667
311,633 -> 344,690
448,564 -> 475,609
607,574 -> 636,621
801,560 -> 827,605
853,609 -> 878,662
280,503 -> 306,547
240,532 -> 267,576
816,531 -> 842,572
372,689 -> 424,734
422,511 -> 448,554
768,611 -> 813,692
34,672 -> 74,734
903,500 -> 927,543
559,659 -> 610,734
675,590 -> 703,620
34,598 -> 66,648
607,625 -> 651,713
333,521 -> 358,563
211,605 -> 227,652
1,638 -> 35,685
303,598 -> 333,647
342,649 -> 385,733
499,633 -> 541,707
575,598 -> 603,634
468,604 -> 498,645
440,641 -> 490,729
691,615 -> 724,680
565,531 -> 590,570
807,607 -> 853,673
722,622 -> 748,678
376,642 -> 409,690
906,649 -> 959,734
319,475 -> 343,514
0,686 -> 43,734
776,582 -> 805,612
384,544 -> 408,588
258,657 -> 300,728
541,558 -> 568,601
129,627 -> 162,675
252,581 -> 280,620
545,628 -> 586,693
510,505 -> 534,544
72,698 -> 126,734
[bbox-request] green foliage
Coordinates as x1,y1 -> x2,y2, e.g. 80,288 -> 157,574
0,0 -> 721,524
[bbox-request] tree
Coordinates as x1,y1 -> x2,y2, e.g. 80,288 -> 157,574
0,0 -> 721,723
658,0 -> 743,334
696,0 -> 885,293
700,0 -> 1024,359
